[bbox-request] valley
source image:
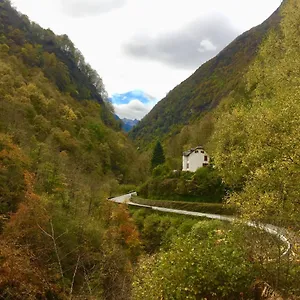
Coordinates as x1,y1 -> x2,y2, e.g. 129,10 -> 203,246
1,0 -> 300,299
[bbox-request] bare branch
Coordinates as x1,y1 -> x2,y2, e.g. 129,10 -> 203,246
37,223 -> 52,239
69,255 -> 80,299
50,219 -> 65,293
83,264 -> 92,295
37,220 -> 65,293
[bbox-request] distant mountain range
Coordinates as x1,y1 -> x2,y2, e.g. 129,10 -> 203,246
122,118 -> 139,132
115,115 -> 139,132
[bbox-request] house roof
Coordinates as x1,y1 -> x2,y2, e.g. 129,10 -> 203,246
183,146 -> 204,157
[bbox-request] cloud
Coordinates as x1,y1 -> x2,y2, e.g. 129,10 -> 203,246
61,0 -> 126,17
123,14 -> 239,69
198,39 -> 217,53
114,100 -> 150,120
111,90 -> 156,105
111,90 -> 157,119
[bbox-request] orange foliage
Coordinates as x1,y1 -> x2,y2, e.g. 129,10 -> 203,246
0,133 -> 29,165
5,165 -> 48,251
110,204 -> 141,253
119,223 -> 140,248
0,241 -> 61,299
23,171 -> 40,202
0,134 -> 31,215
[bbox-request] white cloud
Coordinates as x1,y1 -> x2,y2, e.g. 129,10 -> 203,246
61,0 -> 126,17
198,39 -> 217,53
114,99 -> 156,120
124,14 -> 238,69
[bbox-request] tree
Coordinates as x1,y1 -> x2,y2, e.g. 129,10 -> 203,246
151,141 -> 165,170
132,221 -> 256,299
0,2 -> 144,298
210,0 -> 300,225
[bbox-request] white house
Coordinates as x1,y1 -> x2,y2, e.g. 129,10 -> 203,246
182,146 -> 210,172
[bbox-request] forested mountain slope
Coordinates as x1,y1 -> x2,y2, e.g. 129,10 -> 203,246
210,0 -> 300,225
0,1 -> 147,298
130,3 -> 281,146
0,0 -> 118,127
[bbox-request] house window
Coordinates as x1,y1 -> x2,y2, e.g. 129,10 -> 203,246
195,150 -> 199,153
187,163 -> 189,169
203,163 -> 208,167
204,155 -> 208,162
201,150 -> 204,153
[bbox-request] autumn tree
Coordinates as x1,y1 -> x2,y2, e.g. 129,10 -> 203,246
133,221 -> 256,299
0,2 -> 143,298
210,0 -> 300,226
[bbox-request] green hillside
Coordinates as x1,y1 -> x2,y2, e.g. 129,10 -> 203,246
0,0 -> 119,127
0,1 -> 147,298
210,0 -> 300,225
130,4 -> 281,146
2,0 -> 300,298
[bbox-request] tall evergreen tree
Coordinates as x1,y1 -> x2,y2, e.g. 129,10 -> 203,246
151,141 -> 165,169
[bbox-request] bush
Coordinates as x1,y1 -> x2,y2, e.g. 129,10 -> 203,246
138,166 -> 226,202
131,209 -> 199,253
152,164 -> 170,178
192,167 -> 225,197
133,222 -> 256,299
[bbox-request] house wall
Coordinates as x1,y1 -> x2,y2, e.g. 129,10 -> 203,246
182,150 -> 210,172
182,156 -> 188,171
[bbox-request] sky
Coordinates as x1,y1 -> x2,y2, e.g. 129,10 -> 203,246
11,0 -> 282,119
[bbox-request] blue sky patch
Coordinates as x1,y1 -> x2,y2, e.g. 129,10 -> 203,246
110,90 -> 156,105
110,90 -> 158,120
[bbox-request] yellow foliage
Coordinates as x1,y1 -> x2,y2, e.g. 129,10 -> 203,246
210,0 -> 300,225
60,104 -> 77,121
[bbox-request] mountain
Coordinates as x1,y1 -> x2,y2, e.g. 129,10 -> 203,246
0,0 -> 119,128
0,1 -> 147,298
114,115 -> 139,132
122,118 -> 139,132
209,0 -> 300,225
129,4 -> 282,146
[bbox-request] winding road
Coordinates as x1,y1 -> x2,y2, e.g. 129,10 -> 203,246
109,193 -> 292,257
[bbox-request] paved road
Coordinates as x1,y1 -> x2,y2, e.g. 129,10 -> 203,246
108,193 -> 134,204
109,193 -> 292,257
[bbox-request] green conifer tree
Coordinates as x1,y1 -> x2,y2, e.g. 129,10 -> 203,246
151,141 -> 165,170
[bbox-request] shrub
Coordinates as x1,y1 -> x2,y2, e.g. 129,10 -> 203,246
133,222 -> 256,299
152,164 -> 170,178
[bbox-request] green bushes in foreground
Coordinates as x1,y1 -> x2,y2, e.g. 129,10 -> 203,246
131,208 -> 199,253
132,218 -> 300,299
133,230 -> 254,299
139,166 -> 226,203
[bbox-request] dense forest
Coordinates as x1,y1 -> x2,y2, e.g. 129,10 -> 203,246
0,0 -> 108,104
210,0 -> 300,227
1,0 -> 300,299
0,0 -> 148,298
